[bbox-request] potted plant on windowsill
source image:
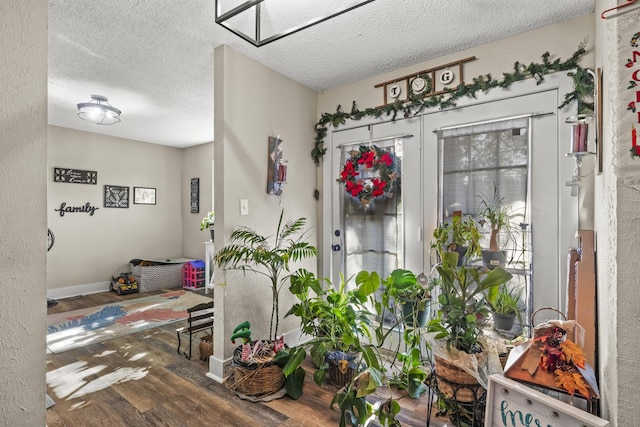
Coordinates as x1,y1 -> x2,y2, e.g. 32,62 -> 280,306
487,284 -> 523,332
431,211 -> 482,266
200,211 -> 215,242
427,250 -> 512,425
477,189 -> 516,270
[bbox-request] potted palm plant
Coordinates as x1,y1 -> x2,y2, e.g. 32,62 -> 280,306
214,210 -> 317,397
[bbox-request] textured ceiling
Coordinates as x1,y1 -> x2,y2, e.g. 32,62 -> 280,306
48,0 -> 594,148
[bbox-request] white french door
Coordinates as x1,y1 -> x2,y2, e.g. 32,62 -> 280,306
327,118 -> 423,287
322,72 -> 577,317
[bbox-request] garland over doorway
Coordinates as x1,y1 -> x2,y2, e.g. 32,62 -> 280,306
312,42 -> 593,165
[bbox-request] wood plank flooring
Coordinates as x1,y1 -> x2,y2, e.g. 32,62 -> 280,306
46,289 -> 450,427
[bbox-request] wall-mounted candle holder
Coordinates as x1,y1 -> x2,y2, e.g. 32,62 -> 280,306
565,115 -> 595,197
267,135 -> 286,196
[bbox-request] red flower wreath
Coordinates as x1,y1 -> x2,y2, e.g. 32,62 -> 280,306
337,145 -> 397,207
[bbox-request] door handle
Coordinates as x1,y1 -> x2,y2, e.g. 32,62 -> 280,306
332,244 -> 341,252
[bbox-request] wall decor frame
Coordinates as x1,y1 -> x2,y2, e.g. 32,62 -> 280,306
54,167 -> 97,184
104,185 -> 129,208
190,178 -> 199,213
133,187 -> 156,205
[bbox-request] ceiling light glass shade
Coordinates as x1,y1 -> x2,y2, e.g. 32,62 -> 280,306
77,95 -> 121,125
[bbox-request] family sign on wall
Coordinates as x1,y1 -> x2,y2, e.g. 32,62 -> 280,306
53,165 -> 158,215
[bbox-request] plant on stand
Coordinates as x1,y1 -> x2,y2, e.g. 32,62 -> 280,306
477,188 -> 517,269
427,248 -> 512,426
431,211 -> 482,266
381,269 -> 434,399
214,210 -> 317,398
200,211 -> 215,242
486,284 -> 523,332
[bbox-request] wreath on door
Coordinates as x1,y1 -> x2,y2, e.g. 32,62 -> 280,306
337,145 -> 398,208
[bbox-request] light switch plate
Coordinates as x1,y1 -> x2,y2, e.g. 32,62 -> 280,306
240,199 -> 249,216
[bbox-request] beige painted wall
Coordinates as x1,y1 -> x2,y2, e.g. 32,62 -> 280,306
318,14 -> 595,116
0,0 -> 48,425
47,126 -> 184,297
211,45 -> 318,377
182,142 -> 214,259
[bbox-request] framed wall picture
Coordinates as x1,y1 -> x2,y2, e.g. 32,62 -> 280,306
133,187 -> 156,205
190,178 -> 199,213
104,185 -> 129,208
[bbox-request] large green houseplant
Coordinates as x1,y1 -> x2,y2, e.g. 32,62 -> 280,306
214,210 -> 317,341
286,269 -> 381,386
431,212 -> 482,266
427,249 -> 512,424
285,269 -> 402,426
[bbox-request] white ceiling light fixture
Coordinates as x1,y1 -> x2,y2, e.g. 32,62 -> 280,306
77,95 -> 122,125
215,0 -> 377,47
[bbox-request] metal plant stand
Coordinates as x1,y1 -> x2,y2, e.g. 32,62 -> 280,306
426,369 -> 487,427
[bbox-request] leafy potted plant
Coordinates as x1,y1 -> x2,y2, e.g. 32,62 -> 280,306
486,284 -> 522,331
477,189 -> 515,269
200,211 -> 215,242
431,211 -> 482,266
427,250 -> 512,424
385,269 -> 432,328
286,269 -> 381,387
286,269 -> 403,426
214,210 -> 317,398
377,269 -> 432,399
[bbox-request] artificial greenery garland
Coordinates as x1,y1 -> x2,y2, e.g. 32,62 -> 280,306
312,41 -> 593,165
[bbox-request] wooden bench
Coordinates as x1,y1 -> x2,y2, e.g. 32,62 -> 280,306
176,301 -> 214,360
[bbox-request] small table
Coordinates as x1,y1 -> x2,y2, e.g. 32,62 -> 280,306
204,242 -> 215,294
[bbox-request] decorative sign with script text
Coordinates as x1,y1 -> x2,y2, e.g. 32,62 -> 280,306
54,167 -> 97,185
485,375 -> 609,427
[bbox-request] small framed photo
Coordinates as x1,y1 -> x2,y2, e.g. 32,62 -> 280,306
104,185 -> 129,208
133,187 -> 156,205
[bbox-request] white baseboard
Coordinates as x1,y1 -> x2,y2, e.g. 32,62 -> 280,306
208,355 -> 232,383
47,281 -> 110,300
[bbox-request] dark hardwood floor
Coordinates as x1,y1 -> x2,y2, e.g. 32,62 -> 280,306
46,289 -> 449,427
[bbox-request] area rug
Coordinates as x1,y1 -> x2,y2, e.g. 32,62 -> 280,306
47,290 -> 212,353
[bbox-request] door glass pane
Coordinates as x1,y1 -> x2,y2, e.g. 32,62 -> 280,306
341,140 -> 404,281
438,117 -> 532,331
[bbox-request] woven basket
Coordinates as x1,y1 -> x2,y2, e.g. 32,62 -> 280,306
199,334 -> 213,362
328,359 -> 355,387
224,345 -> 284,397
434,355 -> 484,403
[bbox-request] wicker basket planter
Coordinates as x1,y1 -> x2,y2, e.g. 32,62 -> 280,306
328,358 -> 355,387
434,354 -> 485,403
224,344 -> 285,397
